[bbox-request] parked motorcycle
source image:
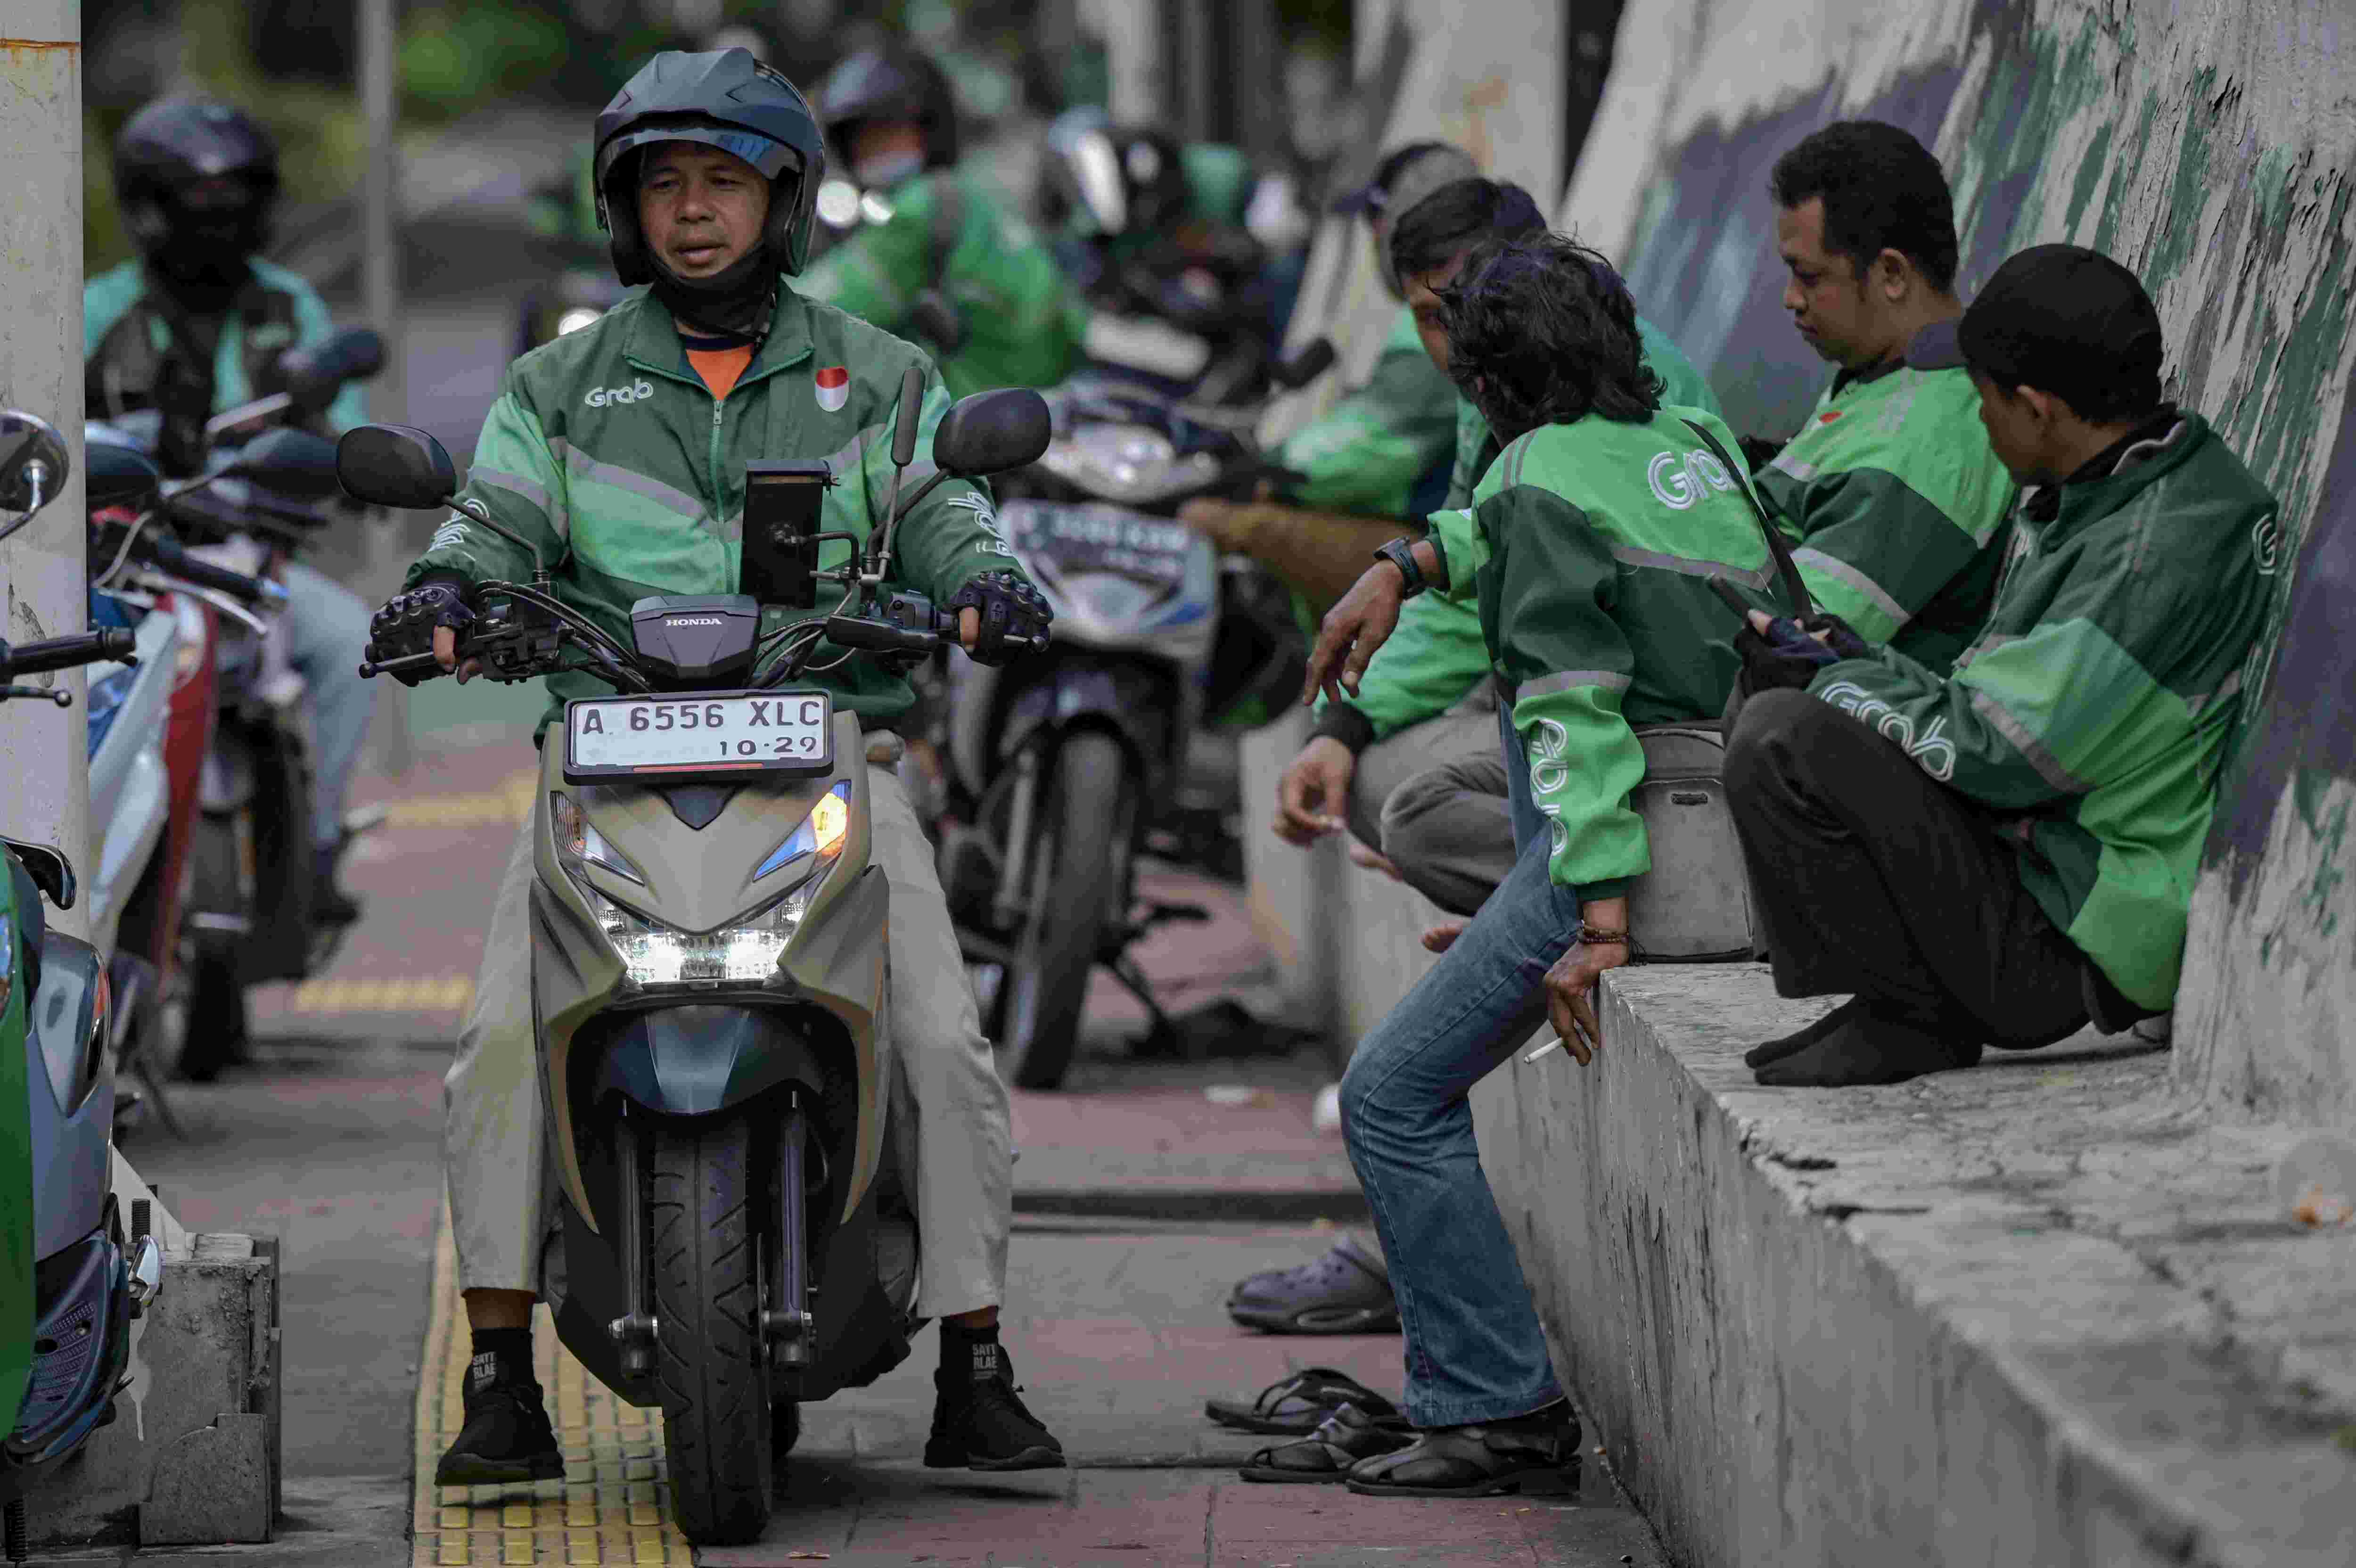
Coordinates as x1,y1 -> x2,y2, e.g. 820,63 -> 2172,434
82,424 -> 305,1114
337,378 -> 1052,1546
0,421 -> 165,1535
943,338 -> 1332,1089
93,327 -> 385,1081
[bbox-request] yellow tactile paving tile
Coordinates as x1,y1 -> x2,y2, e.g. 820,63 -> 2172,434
286,971 -> 476,1017
412,1207 -> 694,1566
379,770 -> 540,831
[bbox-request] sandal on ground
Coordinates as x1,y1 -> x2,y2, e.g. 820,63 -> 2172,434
1226,1234 -> 1399,1336
1343,1415 -> 1580,1498
1205,1366 -> 1405,1435
1238,1404 -> 1412,1483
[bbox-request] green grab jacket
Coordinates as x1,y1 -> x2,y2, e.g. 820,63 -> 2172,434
1274,304 -> 1461,519
799,167 -> 1088,399
1423,405 -> 1763,893
1803,412 -> 2274,1010
1321,315 -> 1725,748
1441,314 -> 1720,515
402,287 -> 1023,732
1751,361 -> 2016,673
85,257 -> 369,430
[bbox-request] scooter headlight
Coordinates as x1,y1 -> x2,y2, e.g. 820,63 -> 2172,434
753,781 -> 852,879
550,792 -> 647,886
574,783 -> 851,990
597,881 -> 821,988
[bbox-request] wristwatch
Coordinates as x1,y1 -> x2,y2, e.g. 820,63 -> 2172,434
1374,536 -> 1427,599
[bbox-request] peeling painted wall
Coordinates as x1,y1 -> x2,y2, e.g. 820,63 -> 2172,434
1256,0 -> 2356,1108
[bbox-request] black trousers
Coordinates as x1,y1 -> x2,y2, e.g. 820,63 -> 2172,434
1724,689 -> 2101,1047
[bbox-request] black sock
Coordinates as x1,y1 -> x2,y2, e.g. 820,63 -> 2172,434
939,1321 -> 1002,1382
468,1326 -> 535,1393
1488,1398 -> 1570,1432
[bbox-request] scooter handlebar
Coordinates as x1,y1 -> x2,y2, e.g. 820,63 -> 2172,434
137,535 -> 287,606
2,628 -> 139,676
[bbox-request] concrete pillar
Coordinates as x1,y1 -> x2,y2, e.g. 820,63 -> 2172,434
0,8 -> 92,941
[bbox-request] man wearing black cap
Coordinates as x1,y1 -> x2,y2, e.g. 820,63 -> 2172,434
1724,245 -> 2276,1087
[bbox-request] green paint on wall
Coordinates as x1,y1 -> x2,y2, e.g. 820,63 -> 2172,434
2065,121 -> 2113,233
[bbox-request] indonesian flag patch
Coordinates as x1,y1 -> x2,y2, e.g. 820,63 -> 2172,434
814,365 -> 849,413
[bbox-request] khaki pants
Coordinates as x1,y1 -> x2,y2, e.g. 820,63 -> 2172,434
444,761 -> 1012,1319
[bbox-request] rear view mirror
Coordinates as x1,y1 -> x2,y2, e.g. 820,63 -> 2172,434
85,435 -> 162,510
337,423 -> 458,509
281,327 -> 386,418
932,389 -> 1051,479
224,427 -> 345,501
0,410 -> 71,544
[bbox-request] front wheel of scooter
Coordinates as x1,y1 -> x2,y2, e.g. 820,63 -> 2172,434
649,1113 -> 773,1546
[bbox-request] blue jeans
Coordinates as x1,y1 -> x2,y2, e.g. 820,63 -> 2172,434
1338,712 -> 1580,1427
279,562 -> 375,851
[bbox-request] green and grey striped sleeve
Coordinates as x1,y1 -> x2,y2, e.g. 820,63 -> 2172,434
405,375 -> 566,591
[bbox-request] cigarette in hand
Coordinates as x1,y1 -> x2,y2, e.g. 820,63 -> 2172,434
1523,1037 -> 1568,1065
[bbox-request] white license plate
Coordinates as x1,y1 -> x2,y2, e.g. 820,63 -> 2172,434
562,690 -> 833,781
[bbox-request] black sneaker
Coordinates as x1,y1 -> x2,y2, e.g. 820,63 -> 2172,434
923,1343 -> 1066,1472
435,1376 -> 564,1486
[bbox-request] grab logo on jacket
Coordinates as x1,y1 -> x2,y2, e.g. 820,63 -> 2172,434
584,379 -> 655,409
1647,448 -> 1737,510
815,365 -> 849,413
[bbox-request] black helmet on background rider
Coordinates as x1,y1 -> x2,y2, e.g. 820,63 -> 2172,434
817,44 -> 959,186
114,99 -> 280,307
1043,107 -> 1188,239
592,48 -> 826,334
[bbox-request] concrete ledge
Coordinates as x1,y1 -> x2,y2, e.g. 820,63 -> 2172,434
1472,965 -> 2356,1568
19,1232 -> 281,1552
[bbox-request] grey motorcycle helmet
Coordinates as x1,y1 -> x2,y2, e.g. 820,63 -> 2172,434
592,48 -> 828,282
817,44 -> 960,171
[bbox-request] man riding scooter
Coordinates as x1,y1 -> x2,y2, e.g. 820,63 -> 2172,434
84,97 -> 376,924
361,48 -> 1064,1485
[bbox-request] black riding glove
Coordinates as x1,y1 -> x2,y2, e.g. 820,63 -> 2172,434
367,580 -> 475,687
948,570 -> 1052,667
1800,612 -> 1872,663
1733,615 -> 1841,696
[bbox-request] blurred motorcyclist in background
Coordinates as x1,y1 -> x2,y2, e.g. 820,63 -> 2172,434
83,98 -> 376,923
1176,141 -> 1477,622
1043,108 -> 1304,349
800,43 -> 1087,397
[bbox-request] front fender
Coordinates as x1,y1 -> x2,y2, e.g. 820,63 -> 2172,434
998,657 -> 1178,788
588,1003 -> 828,1116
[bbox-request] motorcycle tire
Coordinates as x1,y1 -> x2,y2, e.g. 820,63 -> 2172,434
998,731 -> 1133,1092
177,818 -> 249,1083
769,1400 -> 802,1498
649,1114 -> 773,1546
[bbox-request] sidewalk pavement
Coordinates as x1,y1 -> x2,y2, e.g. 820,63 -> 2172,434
134,720 -> 1666,1567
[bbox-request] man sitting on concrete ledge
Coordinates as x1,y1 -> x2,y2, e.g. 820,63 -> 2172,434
1265,234 -> 1765,1495
1727,245 -> 2276,1087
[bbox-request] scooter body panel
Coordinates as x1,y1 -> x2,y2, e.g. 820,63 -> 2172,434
25,935 -> 113,1263
82,607 -> 179,958
532,714 -> 890,1231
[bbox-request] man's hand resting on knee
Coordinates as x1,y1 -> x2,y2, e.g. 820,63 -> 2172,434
1273,737 -> 1355,846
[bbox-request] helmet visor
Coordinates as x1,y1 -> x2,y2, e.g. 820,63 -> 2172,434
1060,129 -> 1127,237
595,120 -> 803,193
